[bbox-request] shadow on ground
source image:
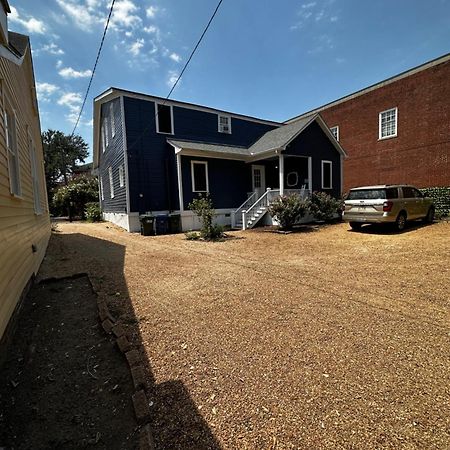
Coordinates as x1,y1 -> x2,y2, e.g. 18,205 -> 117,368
346,221 -> 434,235
0,230 -> 221,450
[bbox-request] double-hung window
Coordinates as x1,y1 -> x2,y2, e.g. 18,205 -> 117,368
100,176 -> 104,200
4,105 -> 21,196
321,160 -> 332,189
108,167 -> 114,198
330,125 -> 339,141
110,103 -> 115,138
155,103 -> 173,134
29,134 -> 42,214
191,161 -> 209,193
218,115 -> 231,134
379,107 -> 397,139
118,165 -> 124,187
104,119 -> 109,147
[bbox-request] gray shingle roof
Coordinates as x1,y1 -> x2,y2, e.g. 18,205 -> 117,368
167,139 -> 249,157
8,31 -> 29,57
248,115 -> 315,155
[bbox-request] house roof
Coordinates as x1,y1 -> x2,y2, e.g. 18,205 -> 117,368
168,114 -> 347,160
167,139 -> 249,158
1,0 -> 11,13
285,52 -> 450,124
248,115 -> 315,155
8,31 -> 29,57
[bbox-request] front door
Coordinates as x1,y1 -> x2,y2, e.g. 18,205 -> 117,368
252,165 -> 266,198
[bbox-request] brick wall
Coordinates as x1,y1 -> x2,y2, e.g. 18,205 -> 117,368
318,59 -> 450,192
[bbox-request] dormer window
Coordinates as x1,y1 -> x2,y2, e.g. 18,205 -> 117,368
218,115 -> 231,134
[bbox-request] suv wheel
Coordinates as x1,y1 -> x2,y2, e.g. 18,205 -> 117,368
395,212 -> 407,232
350,222 -> 362,231
423,207 -> 435,224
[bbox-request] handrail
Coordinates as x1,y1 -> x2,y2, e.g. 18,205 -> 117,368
231,191 -> 256,227
242,188 -> 280,230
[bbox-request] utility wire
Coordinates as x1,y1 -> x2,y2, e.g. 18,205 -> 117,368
126,0 -> 225,153
71,0 -> 116,136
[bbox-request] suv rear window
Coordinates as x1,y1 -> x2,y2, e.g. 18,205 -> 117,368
347,188 -> 399,200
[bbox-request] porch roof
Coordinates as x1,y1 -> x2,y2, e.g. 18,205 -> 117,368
167,113 -> 347,160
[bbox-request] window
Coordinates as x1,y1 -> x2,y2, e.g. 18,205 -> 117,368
104,119 -> 109,147
119,165 -> 124,187
100,176 -> 104,200
101,125 -> 105,153
110,103 -> 115,138
321,160 -> 332,189
218,115 -> 231,134
286,171 -> 299,187
155,103 -> 173,134
108,166 -> 114,198
191,161 -> 208,193
4,106 -> 21,196
330,126 -> 339,141
29,135 -> 42,214
402,186 -> 420,199
379,107 -> 397,139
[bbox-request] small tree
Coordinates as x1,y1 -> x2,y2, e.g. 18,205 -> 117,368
309,191 -> 342,222
268,194 -> 310,230
188,194 -> 223,240
53,176 -> 99,220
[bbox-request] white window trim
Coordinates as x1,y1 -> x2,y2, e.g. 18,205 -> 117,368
100,176 -> 104,200
218,114 -> 232,134
191,160 -> 209,193
330,125 -> 339,141
104,118 -> 109,147
286,171 -> 299,187
28,131 -> 42,215
101,124 -> 106,153
378,107 -> 398,140
108,166 -> 114,198
4,103 -> 21,197
110,103 -> 116,138
321,160 -> 333,189
119,165 -> 124,187
155,102 -> 174,135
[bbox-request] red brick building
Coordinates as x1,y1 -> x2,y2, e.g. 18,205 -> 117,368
287,54 -> 450,192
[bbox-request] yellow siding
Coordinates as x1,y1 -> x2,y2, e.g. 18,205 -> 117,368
0,44 -> 51,339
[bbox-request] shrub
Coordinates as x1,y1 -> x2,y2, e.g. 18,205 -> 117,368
268,194 -> 310,230
420,187 -> 450,219
188,194 -> 224,240
185,231 -> 201,240
85,202 -> 102,222
309,191 -> 342,222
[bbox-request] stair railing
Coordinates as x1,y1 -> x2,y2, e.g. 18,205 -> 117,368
242,188 -> 280,230
231,191 -> 257,227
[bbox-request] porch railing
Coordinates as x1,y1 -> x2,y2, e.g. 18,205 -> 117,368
231,191 -> 256,228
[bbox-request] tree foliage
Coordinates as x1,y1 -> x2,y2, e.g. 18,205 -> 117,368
42,129 -> 89,195
309,191 -> 343,222
268,194 -> 310,230
52,176 -> 98,219
188,194 -> 224,240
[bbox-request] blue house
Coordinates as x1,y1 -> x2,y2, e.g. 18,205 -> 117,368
92,88 -> 347,232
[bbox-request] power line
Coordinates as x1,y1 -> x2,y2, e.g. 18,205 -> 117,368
126,0 -> 225,153
71,0 -> 116,136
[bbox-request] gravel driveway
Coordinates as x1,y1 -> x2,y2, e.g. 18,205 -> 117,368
39,220 -> 450,449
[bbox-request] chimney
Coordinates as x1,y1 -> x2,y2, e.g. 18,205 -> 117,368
0,0 -> 10,46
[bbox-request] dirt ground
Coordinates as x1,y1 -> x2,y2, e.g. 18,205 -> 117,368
0,275 -> 139,449
31,220 -> 450,449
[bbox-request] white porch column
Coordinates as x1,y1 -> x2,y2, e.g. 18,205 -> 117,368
279,153 -> 284,196
176,153 -> 184,212
308,156 -> 312,194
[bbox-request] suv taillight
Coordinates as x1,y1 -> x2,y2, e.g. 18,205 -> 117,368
383,201 -> 393,212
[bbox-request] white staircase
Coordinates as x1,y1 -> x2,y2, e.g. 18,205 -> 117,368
232,187 -> 311,230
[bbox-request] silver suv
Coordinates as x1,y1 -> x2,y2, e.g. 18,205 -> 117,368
342,185 -> 435,231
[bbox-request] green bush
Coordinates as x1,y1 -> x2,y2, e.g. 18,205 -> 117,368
52,176 -> 99,219
268,194 -> 310,230
420,187 -> 450,219
188,194 -> 224,240
309,191 -> 342,222
185,231 -> 201,240
85,202 -> 102,222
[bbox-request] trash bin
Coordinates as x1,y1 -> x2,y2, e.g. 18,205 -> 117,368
155,214 -> 169,235
140,215 -> 155,236
168,214 -> 181,233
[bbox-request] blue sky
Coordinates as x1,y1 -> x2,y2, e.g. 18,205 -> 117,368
8,0 -> 450,161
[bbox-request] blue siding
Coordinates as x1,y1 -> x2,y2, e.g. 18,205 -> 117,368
123,96 -> 277,213
181,156 -> 251,210
284,121 -> 342,197
98,98 -> 127,212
